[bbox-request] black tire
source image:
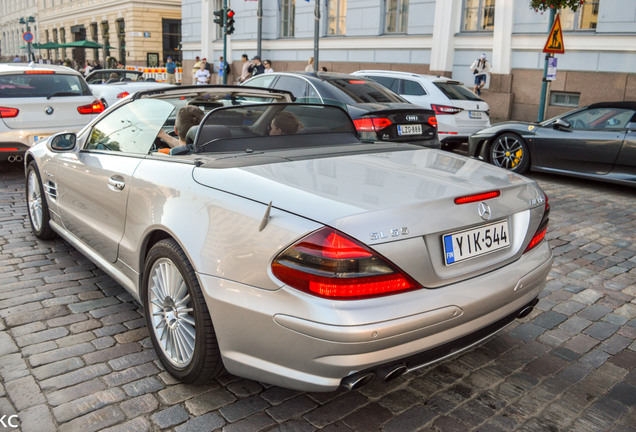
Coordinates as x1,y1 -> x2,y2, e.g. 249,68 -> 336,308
487,133 -> 530,174
142,238 -> 223,383
26,161 -> 56,240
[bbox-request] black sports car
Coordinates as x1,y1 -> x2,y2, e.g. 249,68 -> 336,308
243,72 -> 439,147
468,102 -> 636,186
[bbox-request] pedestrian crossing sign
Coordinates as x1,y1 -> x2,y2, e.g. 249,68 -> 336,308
543,13 -> 565,54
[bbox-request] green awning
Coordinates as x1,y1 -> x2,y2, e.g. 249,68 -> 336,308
60,40 -> 103,48
32,42 -> 62,49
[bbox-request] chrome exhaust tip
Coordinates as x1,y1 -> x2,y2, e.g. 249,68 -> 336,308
378,364 -> 408,382
15,155 -> 23,162
341,372 -> 375,391
518,298 -> 539,319
8,155 -> 15,163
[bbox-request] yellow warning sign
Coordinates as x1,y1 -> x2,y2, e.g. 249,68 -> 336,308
543,13 -> 565,54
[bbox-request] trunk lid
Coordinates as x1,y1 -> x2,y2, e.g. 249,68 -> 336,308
193,149 -> 546,285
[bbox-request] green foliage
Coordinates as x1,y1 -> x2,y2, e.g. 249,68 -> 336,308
529,0 -> 584,12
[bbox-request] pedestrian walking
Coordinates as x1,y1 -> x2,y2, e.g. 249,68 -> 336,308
263,60 -> 274,73
238,54 -> 251,83
13,54 -> 21,62
248,56 -> 265,77
166,57 -> 177,84
216,56 -> 227,84
194,61 -> 210,85
192,56 -> 201,83
305,56 -> 314,72
470,53 -> 491,96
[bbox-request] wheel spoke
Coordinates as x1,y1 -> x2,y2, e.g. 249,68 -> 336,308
181,314 -> 195,327
174,282 -> 188,305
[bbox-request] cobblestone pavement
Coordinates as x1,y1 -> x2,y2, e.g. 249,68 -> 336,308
1,161 -> 635,432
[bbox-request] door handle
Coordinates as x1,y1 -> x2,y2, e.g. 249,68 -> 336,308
108,177 -> 125,191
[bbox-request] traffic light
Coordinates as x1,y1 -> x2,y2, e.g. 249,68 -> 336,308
226,9 -> 235,35
213,9 -> 223,27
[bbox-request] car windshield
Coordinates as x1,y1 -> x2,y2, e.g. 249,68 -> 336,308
434,82 -> 482,101
322,78 -> 406,104
193,103 -> 357,154
0,73 -> 91,98
86,71 -> 143,84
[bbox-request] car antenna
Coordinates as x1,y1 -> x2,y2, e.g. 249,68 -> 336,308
259,201 -> 273,232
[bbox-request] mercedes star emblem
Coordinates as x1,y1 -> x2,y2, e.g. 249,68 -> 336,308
478,202 -> 492,220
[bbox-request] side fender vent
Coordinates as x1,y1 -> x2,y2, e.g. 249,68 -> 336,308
45,181 -> 57,200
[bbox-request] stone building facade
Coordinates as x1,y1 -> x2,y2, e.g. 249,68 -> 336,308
1,0 -> 181,68
182,0 -> 636,122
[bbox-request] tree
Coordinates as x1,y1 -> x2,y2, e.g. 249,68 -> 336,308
529,0 -> 584,12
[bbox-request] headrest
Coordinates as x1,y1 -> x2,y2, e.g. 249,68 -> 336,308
185,125 -> 199,145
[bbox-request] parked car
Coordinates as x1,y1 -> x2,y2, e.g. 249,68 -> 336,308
0,62 -> 103,163
352,70 -> 490,149
468,101 -> 636,186
243,71 -> 439,147
85,69 -> 172,108
25,85 -> 552,392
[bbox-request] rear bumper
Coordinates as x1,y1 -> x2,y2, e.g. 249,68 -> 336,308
199,241 -> 553,391
0,142 -> 29,162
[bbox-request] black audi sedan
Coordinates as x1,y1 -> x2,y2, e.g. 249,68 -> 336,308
243,72 -> 439,147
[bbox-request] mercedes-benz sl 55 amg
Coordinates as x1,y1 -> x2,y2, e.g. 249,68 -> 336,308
25,85 -> 552,391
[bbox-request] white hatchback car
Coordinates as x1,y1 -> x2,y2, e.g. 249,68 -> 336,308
353,70 -> 491,149
0,62 -> 103,163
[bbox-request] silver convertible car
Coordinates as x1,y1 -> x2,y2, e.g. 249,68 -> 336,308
25,85 -> 553,392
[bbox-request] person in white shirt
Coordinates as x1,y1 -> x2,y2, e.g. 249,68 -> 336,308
194,62 -> 210,85
304,56 -> 314,72
263,60 -> 274,74
469,53 -> 491,96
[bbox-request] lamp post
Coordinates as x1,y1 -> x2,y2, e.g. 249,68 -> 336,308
19,16 -> 36,62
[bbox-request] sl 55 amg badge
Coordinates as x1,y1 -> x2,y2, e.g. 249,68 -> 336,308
370,227 -> 409,241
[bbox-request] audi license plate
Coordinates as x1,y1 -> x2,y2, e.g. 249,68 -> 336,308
469,111 -> 482,119
397,124 -> 422,135
443,220 -> 510,265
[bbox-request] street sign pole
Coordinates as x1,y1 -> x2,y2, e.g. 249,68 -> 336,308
223,0 -> 228,85
257,0 -> 262,59
313,0 -> 320,72
538,8 -> 556,122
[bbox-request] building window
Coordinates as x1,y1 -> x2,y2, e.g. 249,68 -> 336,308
385,0 -> 409,34
550,92 -> 580,107
327,0 -> 346,36
560,0 -> 599,30
463,0 -> 495,31
281,0 -> 295,37
162,19 -> 181,63
116,19 -> 125,64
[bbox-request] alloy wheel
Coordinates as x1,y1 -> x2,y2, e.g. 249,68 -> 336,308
148,258 -> 196,367
491,135 -> 524,170
27,170 -> 43,232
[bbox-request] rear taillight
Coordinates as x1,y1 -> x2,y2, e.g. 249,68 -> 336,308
431,104 -> 463,115
454,190 -> 500,205
271,227 -> 421,300
524,193 -> 550,253
0,107 -> 19,118
24,70 -> 55,74
353,117 -> 393,132
428,116 -> 438,128
117,91 -> 130,99
77,100 -> 105,115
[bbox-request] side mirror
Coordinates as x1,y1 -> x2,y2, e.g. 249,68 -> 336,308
553,118 -> 571,130
48,132 -> 77,152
